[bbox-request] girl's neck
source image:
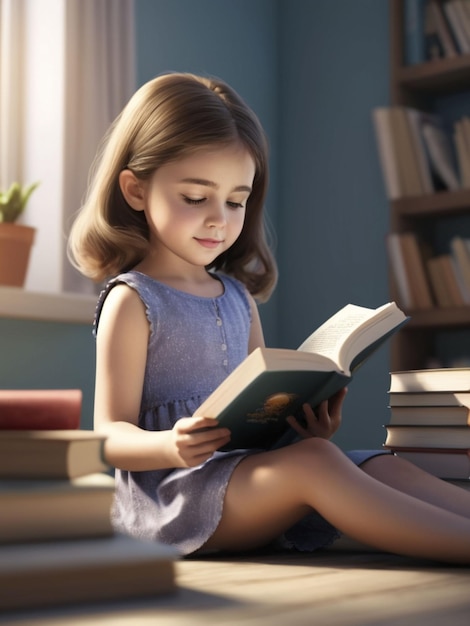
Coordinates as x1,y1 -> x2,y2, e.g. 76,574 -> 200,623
132,263 -> 224,298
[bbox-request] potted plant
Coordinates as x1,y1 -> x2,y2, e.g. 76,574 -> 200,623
0,182 -> 39,287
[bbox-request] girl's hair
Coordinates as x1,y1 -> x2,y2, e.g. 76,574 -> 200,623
68,72 -> 277,301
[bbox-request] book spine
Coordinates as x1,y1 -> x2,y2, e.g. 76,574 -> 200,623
372,108 -> 402,199
404,0 -> 427,65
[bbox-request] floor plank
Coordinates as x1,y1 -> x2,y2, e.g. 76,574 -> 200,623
2,550 -> 470,626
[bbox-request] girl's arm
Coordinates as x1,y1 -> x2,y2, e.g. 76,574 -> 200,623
93,285 -> 230,471
247,293 -> 265,352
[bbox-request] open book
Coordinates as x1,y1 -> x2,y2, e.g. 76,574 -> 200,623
196,302 -> 408,450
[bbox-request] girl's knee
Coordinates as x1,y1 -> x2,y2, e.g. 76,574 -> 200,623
290,437 -> 341,462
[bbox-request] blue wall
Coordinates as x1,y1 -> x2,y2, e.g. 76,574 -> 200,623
135,0 -> 392,448
1,1 -> 392,447
277,1 -> 391,448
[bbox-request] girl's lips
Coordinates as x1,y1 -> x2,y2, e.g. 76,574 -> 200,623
195,238 -> 223,249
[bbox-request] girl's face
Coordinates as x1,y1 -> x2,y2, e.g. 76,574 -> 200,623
139,143 -> 255,273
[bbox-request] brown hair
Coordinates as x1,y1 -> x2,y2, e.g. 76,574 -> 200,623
68,73 -> 277,301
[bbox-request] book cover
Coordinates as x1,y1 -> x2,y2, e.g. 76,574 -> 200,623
388,404 -> 470,426
0,430 -> 109,479
384,425 -> 470,448
0,533 -> 177,610
196,302 -> 408,450
0,472 -> 115,543
389,367 -> 470,392
0,389 -> 82,430
388,390 -> 470,407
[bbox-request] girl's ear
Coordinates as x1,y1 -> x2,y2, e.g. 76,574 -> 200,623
119,170 -> 146,211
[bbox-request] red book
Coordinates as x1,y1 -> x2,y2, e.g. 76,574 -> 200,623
0,389 -> 82,430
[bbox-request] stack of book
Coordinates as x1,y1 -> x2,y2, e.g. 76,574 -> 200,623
0,389 -> 177,612
383,368 -> 470,489
386,233 -> 470,310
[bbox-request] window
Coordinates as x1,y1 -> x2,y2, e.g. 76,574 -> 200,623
0,0 -> 135,295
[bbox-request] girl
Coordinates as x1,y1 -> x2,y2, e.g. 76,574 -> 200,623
69,73 -> 470,563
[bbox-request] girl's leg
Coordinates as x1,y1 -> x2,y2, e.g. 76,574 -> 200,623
361,453 -> 470,518
204,438 -> 470,563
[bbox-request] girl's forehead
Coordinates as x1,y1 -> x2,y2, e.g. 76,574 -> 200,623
151,144 -> 256,186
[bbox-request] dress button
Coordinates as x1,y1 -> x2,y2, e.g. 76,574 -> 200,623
223,359 -> 228,366
221,344 -> 227,351
216,318 -> 222,326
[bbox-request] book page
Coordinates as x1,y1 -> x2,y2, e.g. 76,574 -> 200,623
297,304 -> 380,364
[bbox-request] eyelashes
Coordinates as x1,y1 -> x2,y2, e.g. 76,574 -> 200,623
182,196 -> 244,209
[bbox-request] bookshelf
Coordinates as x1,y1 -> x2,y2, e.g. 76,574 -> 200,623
389,0 -> 470,371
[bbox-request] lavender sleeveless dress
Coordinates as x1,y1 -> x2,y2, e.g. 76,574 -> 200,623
95,271 -> 388,555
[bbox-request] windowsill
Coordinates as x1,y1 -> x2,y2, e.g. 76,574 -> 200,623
0,286 -> 97,324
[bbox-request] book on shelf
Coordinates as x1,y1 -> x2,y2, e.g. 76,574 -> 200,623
388,390 -> 470,407
421,116 -> 460,190
389,367 -> 470,392
424,0 -> 447,59
404,0 -> 428,65
442,0 -> 470,53
372,108 -> 402,199
384,425 -> 470,448
450,236 -> 470,301
0,388 -> 82,430
372,105 -> 460,198
386,233 -> 413,309
195,302 -> 408,451
391,107 -> 425,196
405,107 -> 437,193
454,117 -> 470,189
428,0 -> 459,57
390,447 -> 470,479
386,232 -> 434,310
0,430 -> 109,479
437,254 -> 468,306
399,232 -> 434,308
426,254 -> 467,307
0,533 -> 177,611
388,404 -> 470,426
0,472 -> 115,543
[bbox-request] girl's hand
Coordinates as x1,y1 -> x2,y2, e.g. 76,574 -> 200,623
169,416 -> 231,468
286,387 -> 347,440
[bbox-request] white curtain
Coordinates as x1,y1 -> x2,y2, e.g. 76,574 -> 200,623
0,0 -> 26,188
0,0 -> 136,294
62,0 -> 136,293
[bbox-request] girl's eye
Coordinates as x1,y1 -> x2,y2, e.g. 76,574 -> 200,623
183,196 -> 205,205
227,201 -> 244,209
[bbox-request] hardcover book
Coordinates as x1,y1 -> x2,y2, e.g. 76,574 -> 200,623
0,389 -> 82,430
0,430 -> 109,479
195,302 -> 408,450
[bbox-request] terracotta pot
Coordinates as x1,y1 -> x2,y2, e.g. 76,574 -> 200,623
0,223 -> 36,287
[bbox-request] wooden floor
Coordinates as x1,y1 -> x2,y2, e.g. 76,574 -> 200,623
2,548 -> 470,626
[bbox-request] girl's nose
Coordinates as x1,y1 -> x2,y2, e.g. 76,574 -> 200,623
205,202 -> 227,228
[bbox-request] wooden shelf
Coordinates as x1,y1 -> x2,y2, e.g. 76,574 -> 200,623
392,189 -> 470,218
403,307 -> 470,329
0,286 -> 97,324
396,54 -> 470,95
